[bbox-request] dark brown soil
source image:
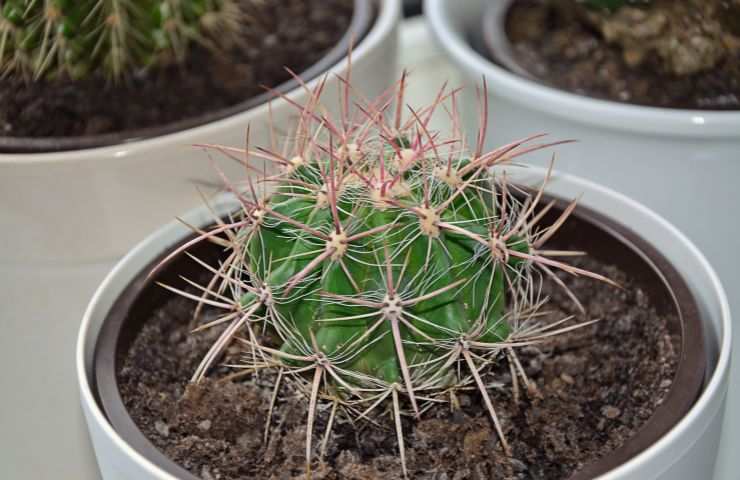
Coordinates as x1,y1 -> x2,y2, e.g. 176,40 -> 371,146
118,256 -> 679,480
0,0 -> 353,140
505,0 -> 740,109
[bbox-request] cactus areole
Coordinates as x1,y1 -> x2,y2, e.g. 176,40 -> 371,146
156,75 -> 613,476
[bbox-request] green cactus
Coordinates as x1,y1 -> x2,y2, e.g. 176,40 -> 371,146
0,0 -> 239,80
159,74 -> 614,477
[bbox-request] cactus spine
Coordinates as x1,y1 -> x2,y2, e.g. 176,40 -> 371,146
158,73 -> 614,477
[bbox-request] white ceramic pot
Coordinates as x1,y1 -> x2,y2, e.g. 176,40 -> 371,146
424,0 -> 740,288
425,5 -> 740,476
0,0 -> 401,266
77,165 -> 731,480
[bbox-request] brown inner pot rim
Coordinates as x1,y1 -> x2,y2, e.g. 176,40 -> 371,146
0,0 -> 373,155
91,194 -> 706,480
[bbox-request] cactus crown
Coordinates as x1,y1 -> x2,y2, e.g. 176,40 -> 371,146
0,0 -> 240,80
158,73 -> 614,477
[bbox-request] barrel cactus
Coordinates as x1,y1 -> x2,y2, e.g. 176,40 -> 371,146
0,0 -> 239,80
157,74 -> 614,476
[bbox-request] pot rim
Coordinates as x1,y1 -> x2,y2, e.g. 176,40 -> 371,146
77,166 -> 732,480
424,0 -> 740,138
0,0 -> 375,159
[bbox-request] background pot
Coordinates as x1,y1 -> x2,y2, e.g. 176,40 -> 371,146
0,0 -> 389,266
0,1 -> 373,156
424,1 -> 740,476
78,166 -> 731,480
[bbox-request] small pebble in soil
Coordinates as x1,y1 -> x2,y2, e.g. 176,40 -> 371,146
511,458 -> 529,473
560,373 -> 575,385
154,420 -> 170,438
201,466 -> 215,480
602,406 -> 622,420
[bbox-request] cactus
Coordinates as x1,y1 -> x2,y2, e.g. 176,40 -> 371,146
0,0 -> 240,80
156,73 -> 615,477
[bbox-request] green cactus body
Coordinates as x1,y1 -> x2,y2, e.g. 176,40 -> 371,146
0,0 -> 237,80
235,139 -> 523,387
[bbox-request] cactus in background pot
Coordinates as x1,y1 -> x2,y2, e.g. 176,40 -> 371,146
0,0 -> 240,80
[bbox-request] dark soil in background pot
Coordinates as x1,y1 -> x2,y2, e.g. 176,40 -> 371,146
505,0 -> 740,110
118,254 -> 679,480
0,0 -> 353,140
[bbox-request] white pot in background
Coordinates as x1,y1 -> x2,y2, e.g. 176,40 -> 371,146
78,166 -> 731,480
424,0 -> 740,244
424,2 -> 739,477
423,0 -> 740,272
0,0 -> 401,267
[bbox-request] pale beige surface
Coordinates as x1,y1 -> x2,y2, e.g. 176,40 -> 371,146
0,260 -> 111,479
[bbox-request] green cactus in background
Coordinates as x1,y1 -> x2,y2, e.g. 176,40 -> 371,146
158,73 -> 614,477
0,0 -> 240,80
